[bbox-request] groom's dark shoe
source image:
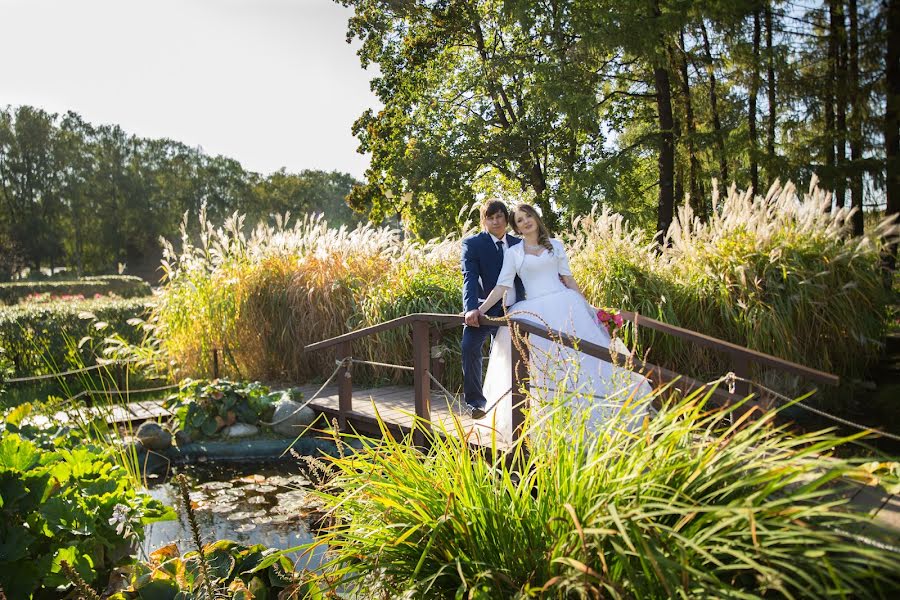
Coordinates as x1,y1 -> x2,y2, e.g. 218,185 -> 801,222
466,403 -> 487,420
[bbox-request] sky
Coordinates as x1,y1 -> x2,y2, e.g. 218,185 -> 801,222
0,0 -> 380,179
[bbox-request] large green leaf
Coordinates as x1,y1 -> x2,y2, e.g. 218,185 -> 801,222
0,434 -> 41,471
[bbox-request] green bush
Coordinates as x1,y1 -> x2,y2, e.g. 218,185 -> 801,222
308,390 -> 900,598
0,296 -> 153,379
0,406 -> 173,598
357,261 -> 463,388
0,275 -> 152,305
164,379 -> 283,439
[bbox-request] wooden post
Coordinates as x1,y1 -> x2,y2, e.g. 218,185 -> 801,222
510,321 -> 530,442
429,326 -> 445,391
211,348 -> 219,380
337,341 -> 352,431
412,319 -> 431,447
729,352 -> 752,397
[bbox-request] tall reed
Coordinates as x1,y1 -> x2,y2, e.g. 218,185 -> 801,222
307,386 -> 900,598
570,178 -> 898,391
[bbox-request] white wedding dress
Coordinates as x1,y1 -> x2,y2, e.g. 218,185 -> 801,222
476,239 -> 653,442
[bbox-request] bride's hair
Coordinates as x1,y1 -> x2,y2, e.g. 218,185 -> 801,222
510,203 -> 553,252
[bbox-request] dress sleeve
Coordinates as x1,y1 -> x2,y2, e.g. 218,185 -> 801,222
552,239 -> 573,276
496,245 -> 518,289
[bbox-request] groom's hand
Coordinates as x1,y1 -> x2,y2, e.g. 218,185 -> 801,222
464,309 -> 481,327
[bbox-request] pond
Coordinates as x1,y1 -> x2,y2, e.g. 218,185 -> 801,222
141,460 -> 329,571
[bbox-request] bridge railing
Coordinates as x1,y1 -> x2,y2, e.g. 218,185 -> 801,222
304,312 -> 839,445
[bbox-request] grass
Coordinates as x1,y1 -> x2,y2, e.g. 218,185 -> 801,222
303,384 -> 900,598
147,180 -> 897,422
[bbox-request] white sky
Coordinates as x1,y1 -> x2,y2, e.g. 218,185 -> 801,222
0,0 -> 380,179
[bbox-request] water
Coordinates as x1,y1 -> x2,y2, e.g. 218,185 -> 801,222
141,461 -> 328,570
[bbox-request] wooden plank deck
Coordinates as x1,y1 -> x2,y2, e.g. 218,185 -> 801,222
294,383 -> 501,447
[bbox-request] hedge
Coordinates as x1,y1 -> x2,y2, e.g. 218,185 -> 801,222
0,275 -> 152,305
0,296 -> 154,379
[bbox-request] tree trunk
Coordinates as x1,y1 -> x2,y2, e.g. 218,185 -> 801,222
765,3 -> 777,184
749,10 -> 761,195
886,0 -> 900,269
655,64 -> 676,238
849,0 -> 864,235
824,2 -> 838,210
678,28 -> 702,217
700,20 -> 728,185
832,0 -> 848,211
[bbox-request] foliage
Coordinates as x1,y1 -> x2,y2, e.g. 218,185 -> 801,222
152,181 -> 896,421
154,206 -> 462,384
0,275 -> 151,305
0,407 -> 173,598
164,379 -> 282,439
0,296 -> 151,379
338,0 -> 893,237
570,179 -> 899,396
306,387 -> 900,598
106,540 -> 324,600
356,257 -> 463,388
0,105 -> 363,279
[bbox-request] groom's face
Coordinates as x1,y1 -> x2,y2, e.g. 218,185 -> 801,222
483,210 -> 508,239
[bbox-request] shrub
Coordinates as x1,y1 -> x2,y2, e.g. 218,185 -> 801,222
570,179 -> 898,391
0,275 -> 152,305
164,379 -> 283,439
308,389 -> 900,598
108,540 -> 312,600
357,259 -> 463,388
0,406 -> 173,598
0,296 -> 152,379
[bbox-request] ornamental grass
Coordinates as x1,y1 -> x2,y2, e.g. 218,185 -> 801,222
152,178 -> 896,404
570,178 -> 898,395
304,386 -> 900,598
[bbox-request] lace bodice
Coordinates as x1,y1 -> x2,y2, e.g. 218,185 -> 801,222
496,238 -> 573,300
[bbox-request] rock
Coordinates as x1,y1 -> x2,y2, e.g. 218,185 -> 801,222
135,422 -> 172,451
223,423 -> 258,437
174,429 -> 192,447
271,398 -> 317,437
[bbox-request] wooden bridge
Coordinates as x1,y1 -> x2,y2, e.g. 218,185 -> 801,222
302,310 -> 840,446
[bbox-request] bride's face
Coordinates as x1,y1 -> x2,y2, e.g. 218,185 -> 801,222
514,210 -> 537,235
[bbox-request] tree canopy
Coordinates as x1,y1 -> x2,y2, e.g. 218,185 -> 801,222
0,105 -> 363,281
340,0 -> 896,240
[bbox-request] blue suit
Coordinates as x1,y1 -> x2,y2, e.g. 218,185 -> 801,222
460,232 -> 525,409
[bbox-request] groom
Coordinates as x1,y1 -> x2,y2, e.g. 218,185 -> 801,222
460,200 -> 525,419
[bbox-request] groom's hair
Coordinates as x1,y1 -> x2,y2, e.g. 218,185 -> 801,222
480,199 -> 509,223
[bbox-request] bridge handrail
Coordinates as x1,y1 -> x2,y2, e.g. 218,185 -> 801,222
304,311 -> 838,387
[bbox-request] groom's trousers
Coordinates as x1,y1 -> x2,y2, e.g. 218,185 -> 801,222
461,324 -> 499,410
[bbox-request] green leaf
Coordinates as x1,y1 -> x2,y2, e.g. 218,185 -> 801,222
4,402 -> 33,428
0,434 -> 41,471
134,579 -> 180,600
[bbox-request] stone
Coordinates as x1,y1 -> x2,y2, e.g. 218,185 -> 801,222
174,429 -> 192,447
135,422 -> 172,451
223,423 -> 258,437
270,398 -> 317,437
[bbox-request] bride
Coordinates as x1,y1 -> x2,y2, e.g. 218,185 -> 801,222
470,203 -> 653,441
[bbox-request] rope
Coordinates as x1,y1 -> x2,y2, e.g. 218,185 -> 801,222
259,357 -> 349,426
3,358 -> 139,384
347,358 -> 414,372
726,372 -> 900,443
